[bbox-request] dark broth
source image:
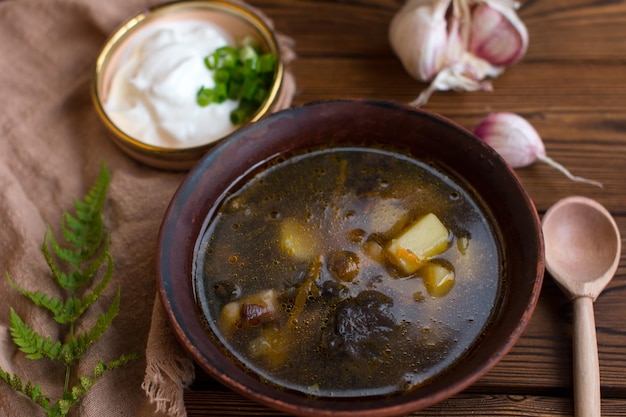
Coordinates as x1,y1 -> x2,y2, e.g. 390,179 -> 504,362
195,147 -> 503,397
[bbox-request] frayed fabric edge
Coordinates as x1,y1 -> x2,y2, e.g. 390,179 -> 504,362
143,296 -> 196,417
142,355 -> 195,417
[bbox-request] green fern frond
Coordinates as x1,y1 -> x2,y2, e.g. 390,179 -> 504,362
48,394 -> 74,417
42,237 -> 110,293
43,163 -> 110,289
48,353 -> 139,417
0,367 -> 50,408
9,309 -> 62,361
81,165 -> 110,214
67,164 -> 110,258
2,163 -> 137,416
46,218 -> 104,276
61,209 -> 104,261
25,380 -> 50,408
46,229 -> 84,270
70,376 -> 93,402
69,253 -> 114,323
0,367 -> 22,391
6,268 -> 113,326
72,237 -> 111,291
95,353 -> 139,378
7,274 -> 65,319
70,287 -> 120,360
41,236 -> 70,290
41,235 -> 90,293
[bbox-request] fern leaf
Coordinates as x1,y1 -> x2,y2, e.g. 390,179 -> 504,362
46,229 -> 83,268
11,258 -> 95,320
7,274 -> 65,320
68,164 -> 110,259
43,163 -> 110,290
48,394 -> 74,417
69,236 -> 111,291
70,376 -> 93,400
9,308 -> 62,361
0,367 -> 51,409
0,163 -> 138,416
0,367 -> 22,391
61,212 -> 84,248
62,210 -> 104,261
41,235 -> 86,293
70,287 -> 120,360
25,380 -> 50,408
41,236 -> 73,291
50,353 -> 138,416
83,164 -> 110,212
42,239 -> 107,293
50,249 -> 111,323
96,353 -> 139,378
66,253 -> 113,323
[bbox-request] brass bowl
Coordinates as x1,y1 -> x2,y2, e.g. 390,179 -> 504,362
92,0 -> 284,170
157,99 -> 545,416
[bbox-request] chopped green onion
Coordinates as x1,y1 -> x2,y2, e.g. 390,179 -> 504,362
230,106 -> 249,125
253,87 -> 268,105
196,86 -> 214,107
241,78 -> 259,101
240,36 -> 259,49
197,39 -> 277,124
243,57 -> 259,74
214,67 -> 230,84
230,101 -> 257,125
228,81 -> 243,100
204,55 -> 218,70
230,66 -> 245,83
238,44 -> 258,62
215,46 -> 238,68
258,53 -> 277,73
214,83 -> 228,103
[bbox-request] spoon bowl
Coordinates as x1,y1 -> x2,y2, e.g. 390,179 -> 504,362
543,196 -> 621,300
542,196 -> 621,417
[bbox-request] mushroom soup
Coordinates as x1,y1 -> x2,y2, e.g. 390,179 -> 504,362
194,146 -> 503,397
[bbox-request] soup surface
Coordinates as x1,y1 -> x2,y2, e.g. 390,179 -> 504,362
195,147 -> 503,397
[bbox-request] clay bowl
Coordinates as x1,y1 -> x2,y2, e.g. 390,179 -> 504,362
92,0 -> 284,170
157,99 -> 544,416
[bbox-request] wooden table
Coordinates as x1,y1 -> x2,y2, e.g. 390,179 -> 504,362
184,0 -> 626,415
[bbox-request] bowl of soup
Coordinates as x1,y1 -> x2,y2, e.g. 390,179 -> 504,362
92,0 -> 285,170
157,99 -> 544,416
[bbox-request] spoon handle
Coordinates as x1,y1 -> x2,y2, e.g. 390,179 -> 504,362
572,296 -> 601,417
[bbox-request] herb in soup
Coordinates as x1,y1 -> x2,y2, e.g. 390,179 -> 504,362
195,147 -> 502,397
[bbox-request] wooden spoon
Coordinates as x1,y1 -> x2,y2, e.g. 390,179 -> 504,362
542,196 -> 621,417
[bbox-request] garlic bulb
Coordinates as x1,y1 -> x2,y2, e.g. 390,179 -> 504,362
474,112 -> 603,188
388,0 -> 452,81
389,0 -> 529,106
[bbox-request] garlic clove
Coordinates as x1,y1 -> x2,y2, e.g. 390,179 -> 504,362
470,0 -> 529,66
473,112 -> 542,168
474,112 -> 603,188
389,0 -> 452,81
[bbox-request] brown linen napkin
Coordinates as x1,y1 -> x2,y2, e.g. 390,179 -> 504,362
0,1 -> 295,416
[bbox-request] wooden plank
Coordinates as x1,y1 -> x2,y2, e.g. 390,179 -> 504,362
185,390 -> 626,416
250,0 -> 626,61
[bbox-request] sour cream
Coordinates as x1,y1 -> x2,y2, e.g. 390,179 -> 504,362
105,20 -> 239,148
